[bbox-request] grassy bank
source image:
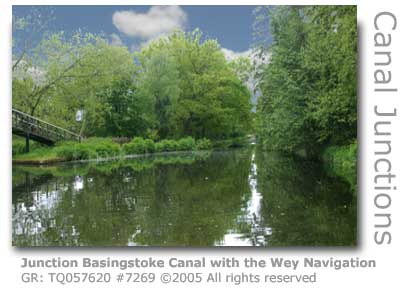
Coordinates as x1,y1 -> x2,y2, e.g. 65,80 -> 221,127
13,136 -> 246,165
13,151 -> 211,184
322,141 -> 357,192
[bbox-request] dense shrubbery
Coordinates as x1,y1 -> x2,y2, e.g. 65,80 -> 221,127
123,136 -> 210,155
84,137 -> 121,158
176,137 -> 196,151
256,6 -> 357,155
55,142 -> 87,160
123,137 -> 155,155
55,138 -> 120,161
154,139 -> 178,152
15,136 -> 215,163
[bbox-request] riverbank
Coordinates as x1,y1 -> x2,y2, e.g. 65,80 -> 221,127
322,141 -> 357,192
12,136 -> 249,165
12,151 -> 213,186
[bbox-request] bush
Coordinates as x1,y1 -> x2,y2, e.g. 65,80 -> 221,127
79,138 -> 120,159
55,136 -> 214,160
55,142 -> 91,160
15,135 -> 215,163
55,138 -> 121,160
122,137 -> 155,155
123,137 -> 146,155
126,136 -> 211,153
92,140 -> 121,158
196,138 -> 212,150
154,141 -> 165,153
176,137 -> 196,151
75,144 -> 94,160
144,139 -> 155,153
158,139 -> 178,152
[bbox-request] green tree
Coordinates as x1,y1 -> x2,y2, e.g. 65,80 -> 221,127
97,78 -> 156,137
137,50 -> 180,139
257,6 -> 315,153
13,31 -> 137,136
13,18 -> 252,141
43,34 -> 137,136
303,6 -> 357,144
255,6 -> 357,154
139,30 -> 252,140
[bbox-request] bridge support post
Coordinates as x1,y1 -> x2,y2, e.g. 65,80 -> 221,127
25,132 -> 30,153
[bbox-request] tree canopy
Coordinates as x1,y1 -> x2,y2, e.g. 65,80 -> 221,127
256,6 -> 357,154
138,30 -> 252,140
13,27 -> 252,141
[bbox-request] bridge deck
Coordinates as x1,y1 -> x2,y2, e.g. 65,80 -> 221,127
12,109 -> 82,148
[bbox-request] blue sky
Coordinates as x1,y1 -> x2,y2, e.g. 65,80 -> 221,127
13,5 -> 258,56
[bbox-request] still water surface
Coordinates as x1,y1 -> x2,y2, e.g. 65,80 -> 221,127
12,149 -> 356,247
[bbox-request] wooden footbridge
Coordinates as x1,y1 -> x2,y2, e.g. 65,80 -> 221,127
12,108 -> 82,152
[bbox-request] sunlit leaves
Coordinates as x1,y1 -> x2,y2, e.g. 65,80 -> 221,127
256,6 -> 357,153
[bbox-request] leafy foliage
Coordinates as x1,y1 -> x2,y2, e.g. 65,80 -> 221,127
55,138 -> 121,160
97,79 -> 155,138
13,27 -> 252,142
137,30 -> 252,140
196,138 -> 212,150
123,137 -> 155,155
256,6 -> 357,154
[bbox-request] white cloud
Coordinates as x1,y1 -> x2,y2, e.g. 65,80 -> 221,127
112,6 -> 187,42
110,33 -> 123,46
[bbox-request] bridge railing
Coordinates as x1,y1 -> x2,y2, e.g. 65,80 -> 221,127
12,109 -> 82,143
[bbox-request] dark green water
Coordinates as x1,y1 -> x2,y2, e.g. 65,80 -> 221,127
12,149 -> 356,247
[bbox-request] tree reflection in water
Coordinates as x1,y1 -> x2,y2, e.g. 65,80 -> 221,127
12,149 -> 356,247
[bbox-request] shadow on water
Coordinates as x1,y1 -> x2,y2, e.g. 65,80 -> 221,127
253,151 -> 356,247
12,148 -> 356,247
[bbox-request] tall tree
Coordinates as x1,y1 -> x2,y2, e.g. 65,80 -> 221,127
257,6 -> 315,153
97,78 -> 156,137
255,6 -> 357,154
139,30 -> 252,140
303,6 -> 357,144
137,50 -> 180,139
13,31 -> 136,135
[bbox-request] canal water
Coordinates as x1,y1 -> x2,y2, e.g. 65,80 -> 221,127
12,148 -> 356,247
